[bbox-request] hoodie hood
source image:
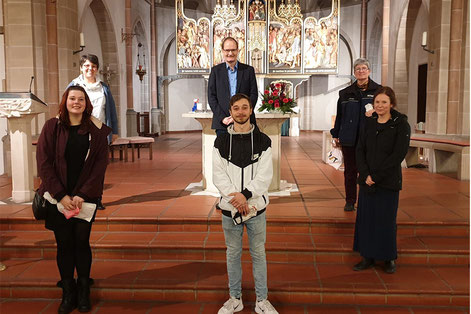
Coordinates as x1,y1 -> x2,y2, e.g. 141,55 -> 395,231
227,123 -> 255,135
226,124 -> 256,162
371,109 -> 408,126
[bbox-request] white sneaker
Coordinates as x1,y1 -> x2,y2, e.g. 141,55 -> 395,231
217,296 -> 244,314
255,299 -> 279,314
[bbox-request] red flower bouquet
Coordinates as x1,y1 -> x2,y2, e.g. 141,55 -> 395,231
258,82 -> 296,114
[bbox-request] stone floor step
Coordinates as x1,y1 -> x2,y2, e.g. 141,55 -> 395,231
1,299 -> 469,313
1,259 -> 468,308
1,217 -> 469,237
1,230 -> 468,265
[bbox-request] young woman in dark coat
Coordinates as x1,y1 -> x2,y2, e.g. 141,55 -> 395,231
353,86 -> 411,274
36,85 -> 111,313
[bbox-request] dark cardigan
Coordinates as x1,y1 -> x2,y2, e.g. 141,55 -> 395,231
37,116 -> 111,203
356,109 -> 411,191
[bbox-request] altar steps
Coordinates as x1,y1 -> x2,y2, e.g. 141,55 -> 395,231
1,229 -> 469,266
0,299 -> 468,314
1,216 -> 469,310
1,258 -> 469,309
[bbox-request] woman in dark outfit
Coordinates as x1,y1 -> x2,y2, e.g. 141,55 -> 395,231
37,86 -> 111,313
353,86 -> 410,274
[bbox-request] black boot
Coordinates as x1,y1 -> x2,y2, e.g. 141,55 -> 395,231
58,278 -> 77,314
77,277 -> 92,312
353,257 -> 375,271
97,196 -> 105,210
384,260 -> 396,274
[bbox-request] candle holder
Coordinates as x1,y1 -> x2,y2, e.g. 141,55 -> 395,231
73,32 -> 85,55
135,43 -> 147,81
73,46 -> 85,55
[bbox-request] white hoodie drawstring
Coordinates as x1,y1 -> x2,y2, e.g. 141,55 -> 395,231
251,130 -> 254,180
228,132 -> 233,162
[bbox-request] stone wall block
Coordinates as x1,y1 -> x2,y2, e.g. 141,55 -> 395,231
6,3 -> 32,24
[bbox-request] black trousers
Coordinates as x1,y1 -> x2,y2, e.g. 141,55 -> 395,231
53,218 -> 93,280
341,145 -> 358,205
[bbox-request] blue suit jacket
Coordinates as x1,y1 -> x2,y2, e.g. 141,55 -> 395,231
208,62 -> 258,130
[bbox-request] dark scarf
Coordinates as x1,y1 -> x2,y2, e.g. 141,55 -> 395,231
356,79 -> 369,91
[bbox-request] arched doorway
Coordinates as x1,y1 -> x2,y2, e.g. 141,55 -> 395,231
83,0 -> 121,134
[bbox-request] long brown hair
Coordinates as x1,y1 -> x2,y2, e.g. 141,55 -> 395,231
58,85 -> 93,127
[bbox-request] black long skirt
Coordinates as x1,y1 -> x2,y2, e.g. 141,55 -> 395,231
353,185 -> 399,261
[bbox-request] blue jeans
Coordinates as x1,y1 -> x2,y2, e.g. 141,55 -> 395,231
222,212 -> 267,300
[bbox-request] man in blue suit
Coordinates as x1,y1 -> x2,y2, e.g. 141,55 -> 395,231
208,37 -> 258,136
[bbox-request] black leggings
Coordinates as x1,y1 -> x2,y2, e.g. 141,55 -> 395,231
53,219 -> 93,280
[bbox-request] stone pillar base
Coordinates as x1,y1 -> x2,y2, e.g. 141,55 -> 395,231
126,109 -> 138,137
12,190 -> 35,203
150,108 -> 162,136
8,116 -> 35,203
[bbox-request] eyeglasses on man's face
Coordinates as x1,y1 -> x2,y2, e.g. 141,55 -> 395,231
223,49 -> 238,54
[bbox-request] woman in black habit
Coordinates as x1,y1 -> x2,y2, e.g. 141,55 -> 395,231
353,86 -> 410,274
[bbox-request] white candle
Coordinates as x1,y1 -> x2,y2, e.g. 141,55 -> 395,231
80,33 -> 85,47
422,32 -> 427,46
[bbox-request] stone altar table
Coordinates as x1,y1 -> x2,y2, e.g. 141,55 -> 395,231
183,112 -> 297,193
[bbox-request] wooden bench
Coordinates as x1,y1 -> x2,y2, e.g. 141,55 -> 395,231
122,136 -> 154,162
405,134 -> 469,180
109,138 -> 130,162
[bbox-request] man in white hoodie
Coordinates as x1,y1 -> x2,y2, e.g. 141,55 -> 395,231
213,93 -> 278,314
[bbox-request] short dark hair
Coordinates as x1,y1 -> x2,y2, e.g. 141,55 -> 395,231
80,54 -> 100,69
353,58 -> 370,71
373,86 -> 397,108
221,37 -> 238,50
229,93 -> 252,109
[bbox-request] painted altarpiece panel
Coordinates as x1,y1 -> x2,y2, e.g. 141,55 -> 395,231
247,0 -> 267,73
303,0 -> 339,73
175,0 -> 211,74
212,0 -> 247,66
267,0 -> 303,74
175,0 -> 340,75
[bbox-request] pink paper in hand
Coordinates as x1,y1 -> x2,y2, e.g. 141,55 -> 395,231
63,207 -> 80,219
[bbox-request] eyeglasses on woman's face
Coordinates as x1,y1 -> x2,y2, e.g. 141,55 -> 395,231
354,66 -> 369,72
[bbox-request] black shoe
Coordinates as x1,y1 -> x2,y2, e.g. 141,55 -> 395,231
97,201 -> 105,210
77,277 -> 92,312
58,278 -> 77,314
353,258 -> 374,271
344,203 -> 355,211
384,260 -> 396,274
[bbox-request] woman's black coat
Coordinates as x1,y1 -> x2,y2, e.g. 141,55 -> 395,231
356,109 -> 411,191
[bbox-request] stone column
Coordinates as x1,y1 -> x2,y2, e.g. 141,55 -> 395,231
458,1 -> 470,135
426,1 -> 451,134
446,0 -> 465,134
150,0 -> 161,135
46,0 -> 59,116
9,116 -> 35,203
305,77 -> 312,130
125,0 -> 137,136
4,0 -> 35,92
360,0 -> 367,58
381,0 -> 390,85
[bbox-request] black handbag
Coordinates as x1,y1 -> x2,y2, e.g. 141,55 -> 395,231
32,190 -> 48,220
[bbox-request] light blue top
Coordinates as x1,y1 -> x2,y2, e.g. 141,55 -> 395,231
226,62 -> 238,97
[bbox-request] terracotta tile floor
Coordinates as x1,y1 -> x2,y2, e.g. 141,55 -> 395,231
0,132 -> 469,312
0,132 -> 465,225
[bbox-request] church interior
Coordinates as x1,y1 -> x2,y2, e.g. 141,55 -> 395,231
0,0 -> 469,313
